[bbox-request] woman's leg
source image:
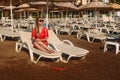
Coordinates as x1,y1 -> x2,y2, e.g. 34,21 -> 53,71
34,42 -> 50,53
34,41 -> 54,53
37,41 -> 54,53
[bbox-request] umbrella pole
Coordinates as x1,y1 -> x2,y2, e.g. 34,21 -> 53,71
65,8 -> 68,28
1,10 -> 3,18
95,8 -> 97,28
24,11 -> 26,19
10,0 -> 13,32
46,0 -> 49,29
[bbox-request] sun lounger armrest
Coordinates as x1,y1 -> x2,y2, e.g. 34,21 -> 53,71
48,43 -> 60,51
62,40 -> 74,46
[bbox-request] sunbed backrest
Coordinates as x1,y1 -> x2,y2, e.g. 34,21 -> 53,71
19,31 -> 33,46
48,30 -> 62,44
19,30 -> 62,46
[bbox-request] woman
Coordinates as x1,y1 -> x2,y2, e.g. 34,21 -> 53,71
32,18 -> 54,54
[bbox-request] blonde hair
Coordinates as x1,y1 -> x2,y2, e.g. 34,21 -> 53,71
35,17 -> 41,34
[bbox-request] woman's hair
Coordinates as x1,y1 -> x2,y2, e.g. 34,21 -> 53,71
35,17 -> 41,34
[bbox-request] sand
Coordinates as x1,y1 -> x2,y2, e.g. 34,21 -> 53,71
0,34 -> 120,80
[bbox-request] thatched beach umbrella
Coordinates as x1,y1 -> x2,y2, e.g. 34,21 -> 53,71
15,7 -> 39,19
84,0 -> 111,10
17,3 -> 30,19
76,5 -> 86,10
83,0 -> 112,16
15,7 -> 39,12
0,0 -> 29,32
17,3 -> 30,9
54,2 -> 78,26
29,1 -> 49,28
108,3 -> 120,10
0,0 -> 29,6
54,2 -> 78,10
29,0 -> 73,28
83,0 -> 112,27
28,0 -> 74,28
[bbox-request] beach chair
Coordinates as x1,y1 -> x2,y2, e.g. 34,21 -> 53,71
76,28 -> 107,42
15,30 -> 62,63
86,28 -> 107,42
0,27 -> 19,41
48,30 -> 89,63
104,41 -> 120,54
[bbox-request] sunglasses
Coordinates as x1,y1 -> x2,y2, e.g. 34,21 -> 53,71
38,20 -> 44,22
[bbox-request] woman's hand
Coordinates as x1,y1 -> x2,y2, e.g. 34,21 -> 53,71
35,38 -> 41,42
39,37 -> 48,42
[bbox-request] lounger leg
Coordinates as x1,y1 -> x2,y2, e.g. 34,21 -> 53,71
15,42 -> 24,53
28,51 -> 34,63
15,40 -> 25,53
34,56 -> 42,64
76,33 -> 79,39
66,56 -> 72,63
54,57 -> 61,63
60,57 -> 67,63
1,35 -> 6,42
77,33 -> 83,39
85,33 -> 90,42
104,43 -> 107,52
27,45 -> 35,63
92,38 -> 95,42
60,56 -> 72,63
54,59 -> 60,63
115,43 -> 119,54
16,42 -> 21,52
106,29 -> 109,34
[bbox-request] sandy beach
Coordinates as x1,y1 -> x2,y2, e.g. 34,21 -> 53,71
0,34 -> 120,80
0,0 -> 120,79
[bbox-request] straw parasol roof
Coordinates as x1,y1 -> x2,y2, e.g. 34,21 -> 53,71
0,0 -> 30,6
15,7 -> 39,12
29,1 -> 50,12
108,3 -> 120,10
54,2 -> 78,10
24,7 -> 39,12
76,5 -> 86,11
3,5 -> 16,10
29,1 -> 47,5
49,6 -> 66,12
14,8 -> 24,12
17,3 -> 30,9
83,0 -> 112,10
0,0 -> 73,6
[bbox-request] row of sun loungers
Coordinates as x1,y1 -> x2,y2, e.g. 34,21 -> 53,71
0,15 -> 120,63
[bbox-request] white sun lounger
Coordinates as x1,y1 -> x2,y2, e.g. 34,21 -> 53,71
85,28 -> 107,42
0,27 -> 19,41
48,30 -> 89,63
15,30 -> 62,63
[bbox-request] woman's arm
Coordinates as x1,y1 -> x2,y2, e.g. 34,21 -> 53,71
39,37 -> 48,41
